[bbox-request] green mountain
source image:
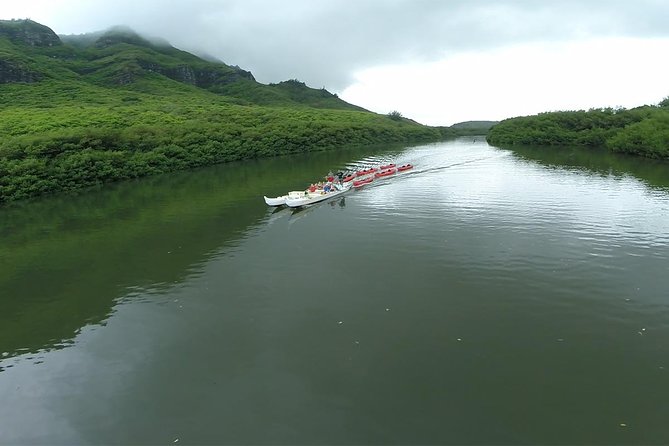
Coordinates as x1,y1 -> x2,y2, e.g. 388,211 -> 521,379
0,19 -> 440,203
1,19 -> 364,110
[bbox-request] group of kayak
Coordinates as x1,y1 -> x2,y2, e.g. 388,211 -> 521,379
263,163 -> 414,208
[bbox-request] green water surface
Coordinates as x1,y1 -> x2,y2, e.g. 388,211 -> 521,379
1,139 -> 668,444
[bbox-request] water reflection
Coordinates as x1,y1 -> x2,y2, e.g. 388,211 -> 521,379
0,143 -> 407,363
506,144 -> 669,192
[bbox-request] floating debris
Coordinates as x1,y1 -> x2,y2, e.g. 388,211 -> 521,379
457,338 -> 462,342
385,308 -> 390,312
619,423 -> 627,428
338,321 -> 343,325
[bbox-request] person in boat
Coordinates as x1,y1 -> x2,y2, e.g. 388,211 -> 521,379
324,184 -> 331,192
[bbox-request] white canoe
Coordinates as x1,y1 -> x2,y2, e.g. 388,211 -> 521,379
285,184 -> 351,208
264,190 -> 311,206
264,195 -> 288,206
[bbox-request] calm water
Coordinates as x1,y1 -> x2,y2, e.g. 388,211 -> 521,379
1,139 -> 669,444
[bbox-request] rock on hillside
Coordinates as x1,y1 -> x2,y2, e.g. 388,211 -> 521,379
0,19 -> 61,47
64,27 -> 257,87
0,59 -> 41,83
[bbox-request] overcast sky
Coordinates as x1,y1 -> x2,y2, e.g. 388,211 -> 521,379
2,0 -> 669,125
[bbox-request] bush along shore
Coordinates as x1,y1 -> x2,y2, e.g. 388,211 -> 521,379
0,99 -> 446,203
487,97 -> 669,158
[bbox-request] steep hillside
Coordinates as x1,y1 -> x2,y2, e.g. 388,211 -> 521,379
1,20 -> 359,109
0,19 -> 441,203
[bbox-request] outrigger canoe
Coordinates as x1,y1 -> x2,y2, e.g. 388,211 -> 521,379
285,184 -> 352,208
264,195 -> 288,206
264,190 -> 315,207
264,161 -> 414,206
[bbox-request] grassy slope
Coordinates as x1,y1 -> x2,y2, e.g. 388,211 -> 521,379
0,21 -> 441,202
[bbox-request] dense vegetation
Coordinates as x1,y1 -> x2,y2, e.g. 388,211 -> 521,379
0,19 -> 452,203
487,99 -> 669,158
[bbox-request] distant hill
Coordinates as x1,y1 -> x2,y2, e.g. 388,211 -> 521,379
0,19 -> 441,202
450,121 -> 498,130
432,120 -> 498,138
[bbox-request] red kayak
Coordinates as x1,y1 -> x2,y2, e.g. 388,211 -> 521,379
353,177 -> 374,187
356,168 -> 378,177
397,164 -> 413,171
375,168 -> 397,178
379,163 -> 396,170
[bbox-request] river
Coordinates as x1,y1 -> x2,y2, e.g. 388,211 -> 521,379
1,139 -> 668,444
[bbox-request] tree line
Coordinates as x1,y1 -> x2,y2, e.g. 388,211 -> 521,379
487,98 -> 669,159
0,101 -> 441,203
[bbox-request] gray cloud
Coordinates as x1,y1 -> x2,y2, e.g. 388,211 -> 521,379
41,0 -> 669,90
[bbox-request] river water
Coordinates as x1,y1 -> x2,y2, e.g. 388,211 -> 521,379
1,139 -> 669,444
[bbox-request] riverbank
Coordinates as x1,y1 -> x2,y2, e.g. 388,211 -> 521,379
1,20 -> 447,204
486,99 -> 669,159
0,98 -> 444,203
